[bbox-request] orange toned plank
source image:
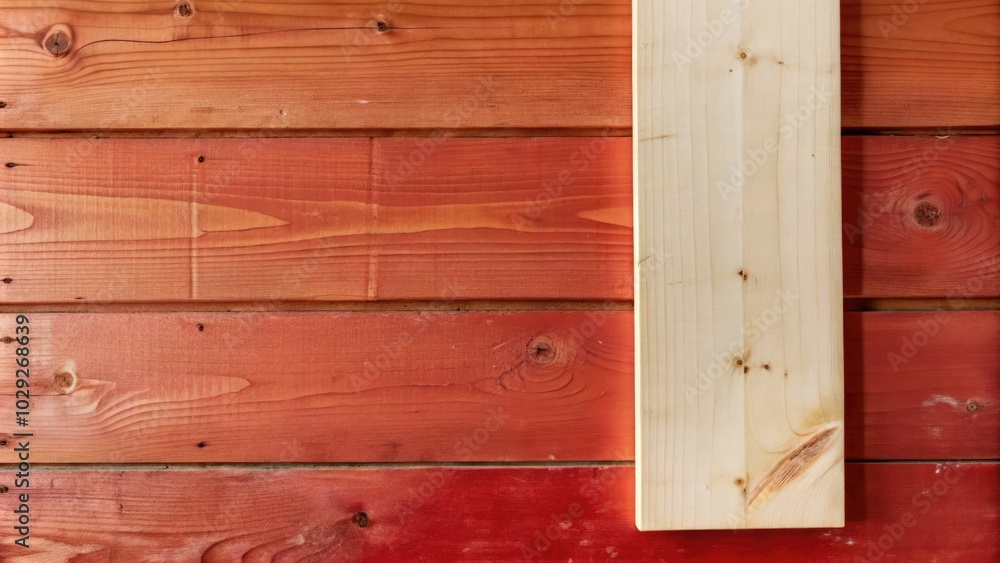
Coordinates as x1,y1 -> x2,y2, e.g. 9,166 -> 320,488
0,311 -> 995,463
843,0 -> 1000,129
0,1 -> 630,131
0,137 -> 632,302
0,311 -> 633,463
845,312 -> 1000,460
0,464 -> 995,560
843,136 -> 1000,298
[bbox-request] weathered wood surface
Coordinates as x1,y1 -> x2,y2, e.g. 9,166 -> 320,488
0,464 -> 995,561
843,135 -> 1000,298
1,309 -> 990,464
634,0 -> 843,530
0,1 -> 997,131
845,312 -> 1000,461
0,137 -> 632,302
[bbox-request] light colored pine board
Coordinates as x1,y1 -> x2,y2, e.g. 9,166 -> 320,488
842,0 -> 1000,129
843,136 -> 1000,298
0,137 -> 632,302
634,0 -> 844,529
0,0 -> 630,131
0,311 -> 992,464
0,464 -> 995,561
0,311 -> 633,463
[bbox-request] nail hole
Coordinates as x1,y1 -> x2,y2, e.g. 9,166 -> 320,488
2,278 -> 12,284
376,21 -> 389,32
0,440 -> 7,447
197,324 -> 205,331
197,155 -> 205,163
967,401 -> 979,413
0,486 -> 8,494
352,511 -> 370,528
4,163 -> 15,168
0,102 -> 7,109
197,442 -> 206,448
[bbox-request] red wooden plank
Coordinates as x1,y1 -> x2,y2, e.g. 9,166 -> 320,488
843,0 -> 1000,129
846,311 -> 1000,460
843,135 -> 1000,298
0,311 -> 634,463
0,464 -> 994,560
0,137 -> 632,302
0,311 -> 995,463
0,0 -> 631,131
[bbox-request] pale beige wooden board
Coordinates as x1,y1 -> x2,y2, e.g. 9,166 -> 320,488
634,0 -> 844,530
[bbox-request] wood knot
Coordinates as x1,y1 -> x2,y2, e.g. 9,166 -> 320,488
2,278 -> 11,284
54,367 -> 78,394
1,337 -> 12,344
4,163 -> 16,168
913,201 -> 941,228
43,25 -> 73,57
175,1 -> 194,19
526,336 -> 557,366
0,102 -> 7,109
352,511 -> 370,528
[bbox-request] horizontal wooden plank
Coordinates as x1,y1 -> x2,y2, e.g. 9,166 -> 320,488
0,137 -> 633,302
846,312 -> 1000,460
0,311 -> 994,463
0,464 -> 995,561
0,311 -> 634,463
4,135 -> 997,303
0,0 -> 631,131
1,1 -> 996,131
842,0 -> 1000,129
843,135 -> 1000,298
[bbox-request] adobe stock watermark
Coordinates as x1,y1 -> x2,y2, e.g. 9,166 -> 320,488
854,464 -> 967,562
673,0 -> 752,70
716,85 -> 833,202
685,287 -> 799,403
511,131 -> 613,229
392,407 -> 512,524
887,256 -> 1000,372
843,135 -> 955,245
877,0 -> 928,39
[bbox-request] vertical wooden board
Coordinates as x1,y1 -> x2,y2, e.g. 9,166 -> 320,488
634,0 -> 844,529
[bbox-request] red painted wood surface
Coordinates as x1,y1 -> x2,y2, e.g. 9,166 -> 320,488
1,311 -> 994,463
843,135 -> 1000,298
0,0 -> 631,131
0,137 -> 632,302
845,311 -> 1000,460
4,136 -> 1000,303
0,464 -> 995,561
1,0 -> 998,131
0,311 -> 634,463
842,0 -> 1000,129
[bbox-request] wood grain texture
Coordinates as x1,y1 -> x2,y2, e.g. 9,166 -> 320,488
0,311 -> 992,463
846,311 -> 1000,460
0,1 -> 997,131
0,137 -> 632,302
843,136 -> 1000,298
0,464 -> 996,561
634,0 -> 843,529
0,0 -> 630,131
0,311 -> 633,463
842,0 -> 1000,129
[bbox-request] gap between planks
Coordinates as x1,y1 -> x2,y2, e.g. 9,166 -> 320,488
0,300 -> 634,314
